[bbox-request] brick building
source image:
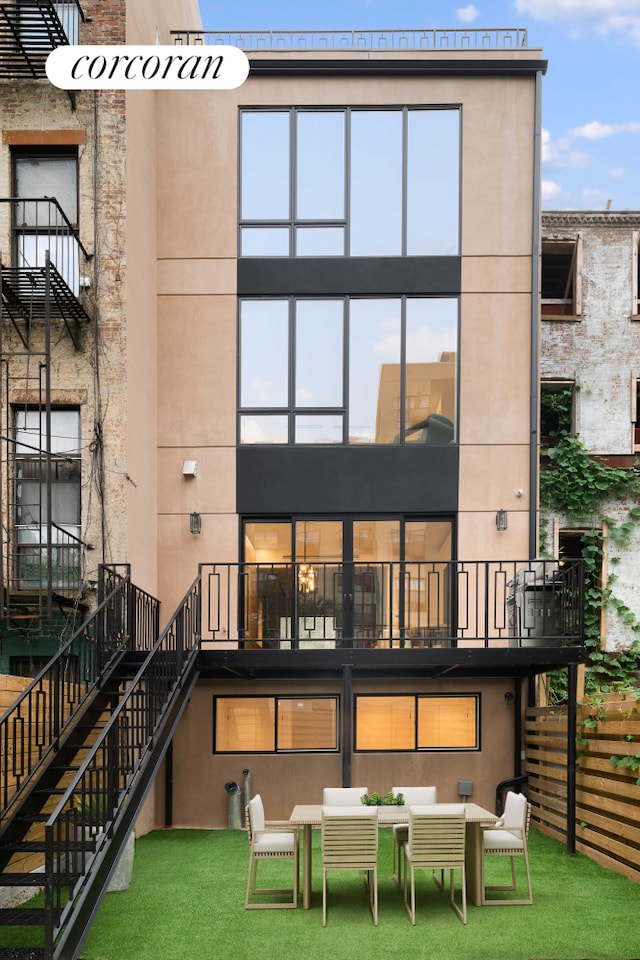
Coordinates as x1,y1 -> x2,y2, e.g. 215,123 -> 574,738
541,210 -> 640,654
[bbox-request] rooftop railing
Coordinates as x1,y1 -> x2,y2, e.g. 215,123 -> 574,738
171,27 -> 529,52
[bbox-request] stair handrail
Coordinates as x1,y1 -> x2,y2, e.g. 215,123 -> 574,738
0,565 -> 159,822
43,571 -> 201,960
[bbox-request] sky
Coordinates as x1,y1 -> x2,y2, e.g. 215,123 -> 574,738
194,0 -> 640,212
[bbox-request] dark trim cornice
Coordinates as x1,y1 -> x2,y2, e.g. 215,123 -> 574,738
248,57 -> 548,78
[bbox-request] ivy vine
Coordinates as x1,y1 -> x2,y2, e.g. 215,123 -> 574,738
539,388 -> 640,698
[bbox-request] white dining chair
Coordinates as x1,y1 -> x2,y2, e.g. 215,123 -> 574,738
322,787 -> 368,805
321,805 -> 379,926
245,794 -> 299,909
403,804 -> 467,925
390,786 -> 437,888
480,790 -> 532,905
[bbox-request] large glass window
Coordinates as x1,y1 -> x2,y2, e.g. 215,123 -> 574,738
239,297 -> 457,445
240,107 -> 460,258
213,696 -> 339,753
355,694 -> 479,751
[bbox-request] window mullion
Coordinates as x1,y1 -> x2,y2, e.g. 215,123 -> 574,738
402,108 -> 408,257
289,298 -> 295,443
290,109 -> 295,255
345,108 -> 351,256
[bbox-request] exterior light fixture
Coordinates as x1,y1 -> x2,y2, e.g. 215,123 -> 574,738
496,509 -> 508,531
504,691 -> 515,705
189,511 -> 202,535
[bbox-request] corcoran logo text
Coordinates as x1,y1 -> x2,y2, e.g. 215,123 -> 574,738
46,45 -> 249,90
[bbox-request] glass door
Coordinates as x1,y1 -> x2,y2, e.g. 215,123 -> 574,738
243,517 -> 453,648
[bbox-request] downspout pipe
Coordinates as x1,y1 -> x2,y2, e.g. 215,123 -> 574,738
530,66 -> 545,559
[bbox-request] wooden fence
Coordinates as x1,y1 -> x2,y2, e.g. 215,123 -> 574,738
525,693 -> 640,884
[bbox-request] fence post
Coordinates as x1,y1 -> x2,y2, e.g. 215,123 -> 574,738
566,662 -> 577,855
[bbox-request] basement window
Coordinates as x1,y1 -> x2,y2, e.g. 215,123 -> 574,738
541,238 -> 582,319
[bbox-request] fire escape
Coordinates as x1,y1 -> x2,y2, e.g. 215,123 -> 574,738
0,1 -> 91,626
0,1 -> 84,80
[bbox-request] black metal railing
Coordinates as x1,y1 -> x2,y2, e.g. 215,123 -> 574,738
0,565 -> 160,822
0,1 -> 85,79
199,558 -> 584,649
1,196 -> 91,297
12,520 -> 84,596
171,27 -> 529,51
44,573 -> 200,959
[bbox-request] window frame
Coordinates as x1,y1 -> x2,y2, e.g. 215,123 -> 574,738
212,694 -> 340,754
541,236 -> 582,320
238,106 -> 461,259
238,294 -> 459,446
353,692 -> 480,753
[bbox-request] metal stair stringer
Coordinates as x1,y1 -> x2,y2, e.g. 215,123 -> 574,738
53,657 -> 199,960
45,574 -> 202,960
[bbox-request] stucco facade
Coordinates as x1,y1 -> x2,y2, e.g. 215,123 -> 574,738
1,8 -> 576,833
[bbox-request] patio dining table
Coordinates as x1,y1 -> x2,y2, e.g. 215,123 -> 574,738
289,802 -> 498,909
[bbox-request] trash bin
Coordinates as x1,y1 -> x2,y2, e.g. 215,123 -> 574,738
224,781 -> 242,830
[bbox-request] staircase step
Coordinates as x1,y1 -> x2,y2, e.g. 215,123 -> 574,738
0,906 -> 52,925
0,873 -> 47,887
0,841 -> 86,853
0,872 -> 77,888
0,873 -> 46,887
0,949 -> 45,959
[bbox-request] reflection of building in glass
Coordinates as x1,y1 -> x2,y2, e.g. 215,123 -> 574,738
375,354 -> 457,443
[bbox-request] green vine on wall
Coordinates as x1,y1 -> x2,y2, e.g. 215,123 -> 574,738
539,388 -> 640,696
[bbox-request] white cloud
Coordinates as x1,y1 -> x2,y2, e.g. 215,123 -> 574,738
514,0 -> 640,44
541,128 -> 589,169
515,0 -> 640,20
608,167 -> 626,178
456,5 -> 480,23
581,186 -> 609,206
541,180 -> 563,202
572,120 -> 640,139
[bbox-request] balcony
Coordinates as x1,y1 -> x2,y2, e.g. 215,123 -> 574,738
0,0 -> 84,79
198,558 -> 584,652
0,196 -> 91,349
170,27 -> 529,51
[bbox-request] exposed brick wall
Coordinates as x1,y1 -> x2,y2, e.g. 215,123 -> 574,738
541,212 -> 640,651
0,0 -> 129,583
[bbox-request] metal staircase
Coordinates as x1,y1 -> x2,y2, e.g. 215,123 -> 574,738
0,566 -> 201,960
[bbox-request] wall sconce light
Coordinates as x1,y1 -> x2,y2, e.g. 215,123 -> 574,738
189,511 -> 202,535
504,691 -> 515,705
496,509 -> 508,531
182,460 -> 197,478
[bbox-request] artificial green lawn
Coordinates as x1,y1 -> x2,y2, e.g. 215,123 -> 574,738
75,827 -> 640,960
